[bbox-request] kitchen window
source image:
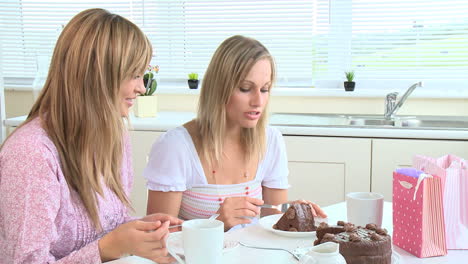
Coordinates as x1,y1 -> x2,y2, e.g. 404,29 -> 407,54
1,0 -> 467,90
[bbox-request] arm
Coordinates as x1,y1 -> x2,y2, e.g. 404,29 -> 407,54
98,216 -> 182,264
143,130 -> 190,217
147,190 -> 183,217
261,187 -> 288,217
0,140 -> 103,264
0,134 -> 179,264
263,186 -> 288,205
260,128 -> 290,217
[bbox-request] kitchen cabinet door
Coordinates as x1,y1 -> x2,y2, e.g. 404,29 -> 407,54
372,139 -> 468,201
284,136 -> 372,206
130,131 -> 163,217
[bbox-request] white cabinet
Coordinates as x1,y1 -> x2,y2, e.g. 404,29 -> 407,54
284,136 -> 372,207
130,130 -> 163,217
372,139 -> 468,201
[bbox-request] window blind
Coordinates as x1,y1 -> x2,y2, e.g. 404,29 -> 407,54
0,0 -> 147,83
325,0 -> 468,81
134,0 -> 319,86
1,0 -> 467,89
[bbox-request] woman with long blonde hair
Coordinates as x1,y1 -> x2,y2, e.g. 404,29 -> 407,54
144,35 -> 326,231
0,8 -> 181,263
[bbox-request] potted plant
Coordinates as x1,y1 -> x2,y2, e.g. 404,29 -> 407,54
344,71 -> 356,92
187,72 -> 199,89
344,71 -> 355,91
134,65 -> 159,117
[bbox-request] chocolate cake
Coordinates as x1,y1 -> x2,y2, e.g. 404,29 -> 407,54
314,221 -> 392,264
273,203 -> 316,232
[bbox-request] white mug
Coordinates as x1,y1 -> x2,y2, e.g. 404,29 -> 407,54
346,192 -> 384,227
179,219 -> 224,264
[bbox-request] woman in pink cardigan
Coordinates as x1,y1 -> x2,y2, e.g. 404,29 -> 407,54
0,8 -> 182,264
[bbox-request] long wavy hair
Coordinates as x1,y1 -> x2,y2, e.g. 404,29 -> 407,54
13,8 -> 152,229
197,35 -> 276,167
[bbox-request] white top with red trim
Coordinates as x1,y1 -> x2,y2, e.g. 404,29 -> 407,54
143,126 -> 289,220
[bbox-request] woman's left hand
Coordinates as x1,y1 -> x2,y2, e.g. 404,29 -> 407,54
141,213 -> 184,232
291,200 -> 327,218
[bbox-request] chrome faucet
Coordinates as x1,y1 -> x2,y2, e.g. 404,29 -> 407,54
384,81 -> 423,119
384,92 -> 398,119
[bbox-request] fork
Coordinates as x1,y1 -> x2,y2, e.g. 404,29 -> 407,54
259,203 -> 292,213
169,213 -> 220,229
238,241 -> 301,260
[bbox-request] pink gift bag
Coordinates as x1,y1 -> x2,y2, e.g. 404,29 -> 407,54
413,154 -> 468,249
393,171 -> 447,257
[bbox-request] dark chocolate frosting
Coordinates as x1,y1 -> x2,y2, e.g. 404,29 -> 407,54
273,203 -> 316,232
314,221 -> 392,264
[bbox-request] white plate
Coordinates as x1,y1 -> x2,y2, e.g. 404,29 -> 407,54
259,214 -> 325,238
167,231 -> 239,257
292,246 -> 400,264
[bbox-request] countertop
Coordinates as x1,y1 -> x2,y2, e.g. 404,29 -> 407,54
5,111 -> 468,140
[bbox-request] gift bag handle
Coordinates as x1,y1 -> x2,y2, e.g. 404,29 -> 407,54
413,173 -> 432,200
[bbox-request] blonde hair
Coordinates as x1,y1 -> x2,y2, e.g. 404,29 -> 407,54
197,35 -> 276,166
14,9 -> 152,229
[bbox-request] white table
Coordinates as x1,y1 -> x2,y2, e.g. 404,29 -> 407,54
108,202 -> 466,264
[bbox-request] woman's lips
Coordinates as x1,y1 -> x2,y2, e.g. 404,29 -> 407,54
245,111 -> 261,120
125,98 -> 134,107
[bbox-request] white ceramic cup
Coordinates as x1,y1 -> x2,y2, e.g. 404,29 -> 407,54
346,192 -> 384,227
182,219 -> 224,264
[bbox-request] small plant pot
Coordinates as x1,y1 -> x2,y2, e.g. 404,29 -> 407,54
344,81 -> 355,92
188,79 -> 199,89
134,95 -> 158,117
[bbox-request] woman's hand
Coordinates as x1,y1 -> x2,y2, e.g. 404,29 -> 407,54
216,196 -> 264,231
141,213 -> 184,232
99,218 -> 175,263
291,199 -> 328,218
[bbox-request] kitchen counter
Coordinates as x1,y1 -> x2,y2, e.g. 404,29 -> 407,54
5,111 -> 468,140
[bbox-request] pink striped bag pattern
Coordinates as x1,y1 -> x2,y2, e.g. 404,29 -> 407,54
393,171 -> 447,257
413,154 -> 468,249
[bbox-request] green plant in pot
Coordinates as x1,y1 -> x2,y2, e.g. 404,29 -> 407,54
142,65 -> 159,96
344,71 -> 355,91
188,72 -> 199,89
135,65 -> 159,117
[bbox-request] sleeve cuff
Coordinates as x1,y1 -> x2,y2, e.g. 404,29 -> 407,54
146,182 -> 186,192
262,180 -> 290,190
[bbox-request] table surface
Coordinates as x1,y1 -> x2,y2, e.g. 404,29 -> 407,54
107,202 -> 466,264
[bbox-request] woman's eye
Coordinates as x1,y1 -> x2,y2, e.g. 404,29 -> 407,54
239,87 -> 250,92
261,88 -> 270,93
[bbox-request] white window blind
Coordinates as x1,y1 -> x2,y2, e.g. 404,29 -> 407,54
143,0 -> 318,87
1,0 -> 467,89
322,0 -> 468,81
0,0 -> 147,85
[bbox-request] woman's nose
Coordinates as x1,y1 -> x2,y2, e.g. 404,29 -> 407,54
250,90 -> 263,106
137,79 -> 146,95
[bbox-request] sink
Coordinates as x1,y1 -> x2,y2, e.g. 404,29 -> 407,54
348,118 -> 395,126
270,113 -> 468,130
401,118 -> 468,129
